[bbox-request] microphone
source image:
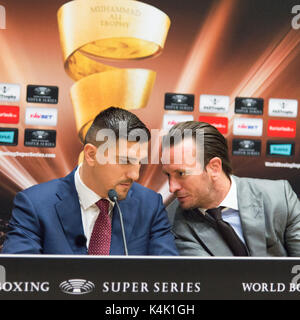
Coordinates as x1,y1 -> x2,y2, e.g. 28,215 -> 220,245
108,189 -> 128,256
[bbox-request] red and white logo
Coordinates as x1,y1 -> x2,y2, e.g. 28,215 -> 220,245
233,118 -> 263,136
267,119 -> 296,138
0,105 -> 19,124
25,107 -> 58,126
163,114 -> 194,131
199,116 -> 228,134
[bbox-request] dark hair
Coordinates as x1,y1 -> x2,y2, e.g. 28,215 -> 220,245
163,121 -> 232,177
84,106 -> 151,145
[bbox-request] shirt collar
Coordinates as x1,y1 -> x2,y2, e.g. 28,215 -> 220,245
198,175 -> 239,214
219,175 -> 239,211
74,164 -> 114,210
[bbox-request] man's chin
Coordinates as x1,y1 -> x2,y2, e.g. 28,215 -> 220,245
115,184 -> 132,200
178,201 -> 190,210
177,197 -> 196,210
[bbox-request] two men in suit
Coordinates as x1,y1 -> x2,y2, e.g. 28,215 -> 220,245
2,107 -> 178,255
162,121 -> 300,256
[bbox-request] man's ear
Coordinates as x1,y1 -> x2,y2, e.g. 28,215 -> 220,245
83,143 -> 97,166
206,157 -> 223,179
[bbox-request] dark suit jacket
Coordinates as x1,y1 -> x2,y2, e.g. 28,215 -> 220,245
167,176 -> 300,257
2,169 -> 178,255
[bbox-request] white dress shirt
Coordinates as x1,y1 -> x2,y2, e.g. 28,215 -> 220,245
74,164 -> 114,248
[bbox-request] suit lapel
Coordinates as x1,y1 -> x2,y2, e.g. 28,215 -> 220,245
234,176 -> 267,256
55,169 -> 87,254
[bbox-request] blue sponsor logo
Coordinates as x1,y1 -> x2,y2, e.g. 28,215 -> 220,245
269,144 -> 292,156
0,131 -> 14,143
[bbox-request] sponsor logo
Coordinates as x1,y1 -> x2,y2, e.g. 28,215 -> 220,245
0,5 -> 5,30
25,107 -> 58,126
199,94 -> 229,113
235,97 -> 264,115
163,114 -> 194,131
26,85 -> 59,104
59,279 -> 95,295
268,98 -> 298,118
0,105 -> 19,124
199,116 -> 228,134
232,139 -> 261,156
267,119 -> 296,138
0,128 -> 18,146
24,129 -> 56,148
233,118 -> 263,136
267,141 -> 295,157
0,83 -> 20,102
164,93 -> 194,111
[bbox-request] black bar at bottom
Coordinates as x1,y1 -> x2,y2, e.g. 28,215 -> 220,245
0,255 -> 300,300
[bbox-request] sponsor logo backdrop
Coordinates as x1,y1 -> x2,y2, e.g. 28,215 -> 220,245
1,0 -> 300,249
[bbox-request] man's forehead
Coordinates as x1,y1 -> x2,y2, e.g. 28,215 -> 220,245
163,139 -> 197,158
162,163 -> 186,172
162,163 -> 204,176
95,138 -> 149,165
161,136 -> 204,171
117,139 -> 148,156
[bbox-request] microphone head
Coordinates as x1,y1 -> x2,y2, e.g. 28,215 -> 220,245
108,189 -> 118,202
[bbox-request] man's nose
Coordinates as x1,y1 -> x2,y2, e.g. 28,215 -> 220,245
169,177 -> 181,194
126,164 -> 140,181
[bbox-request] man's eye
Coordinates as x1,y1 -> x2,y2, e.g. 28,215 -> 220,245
119,158 -> 140,165
178,171 -> 186,177
119,158 -> 129,164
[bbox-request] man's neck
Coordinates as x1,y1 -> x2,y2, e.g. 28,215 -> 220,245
207,174 -> 231,209
79,162 -> 105,198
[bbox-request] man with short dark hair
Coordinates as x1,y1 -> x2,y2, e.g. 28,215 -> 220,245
162,121 -> 300,257
2,107 -> 178,255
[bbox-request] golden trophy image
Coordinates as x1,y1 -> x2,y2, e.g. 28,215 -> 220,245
57,0 -> 171,142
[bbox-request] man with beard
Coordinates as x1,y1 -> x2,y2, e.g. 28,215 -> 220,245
2,107 -> 178,256
162,121 -> 300,257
